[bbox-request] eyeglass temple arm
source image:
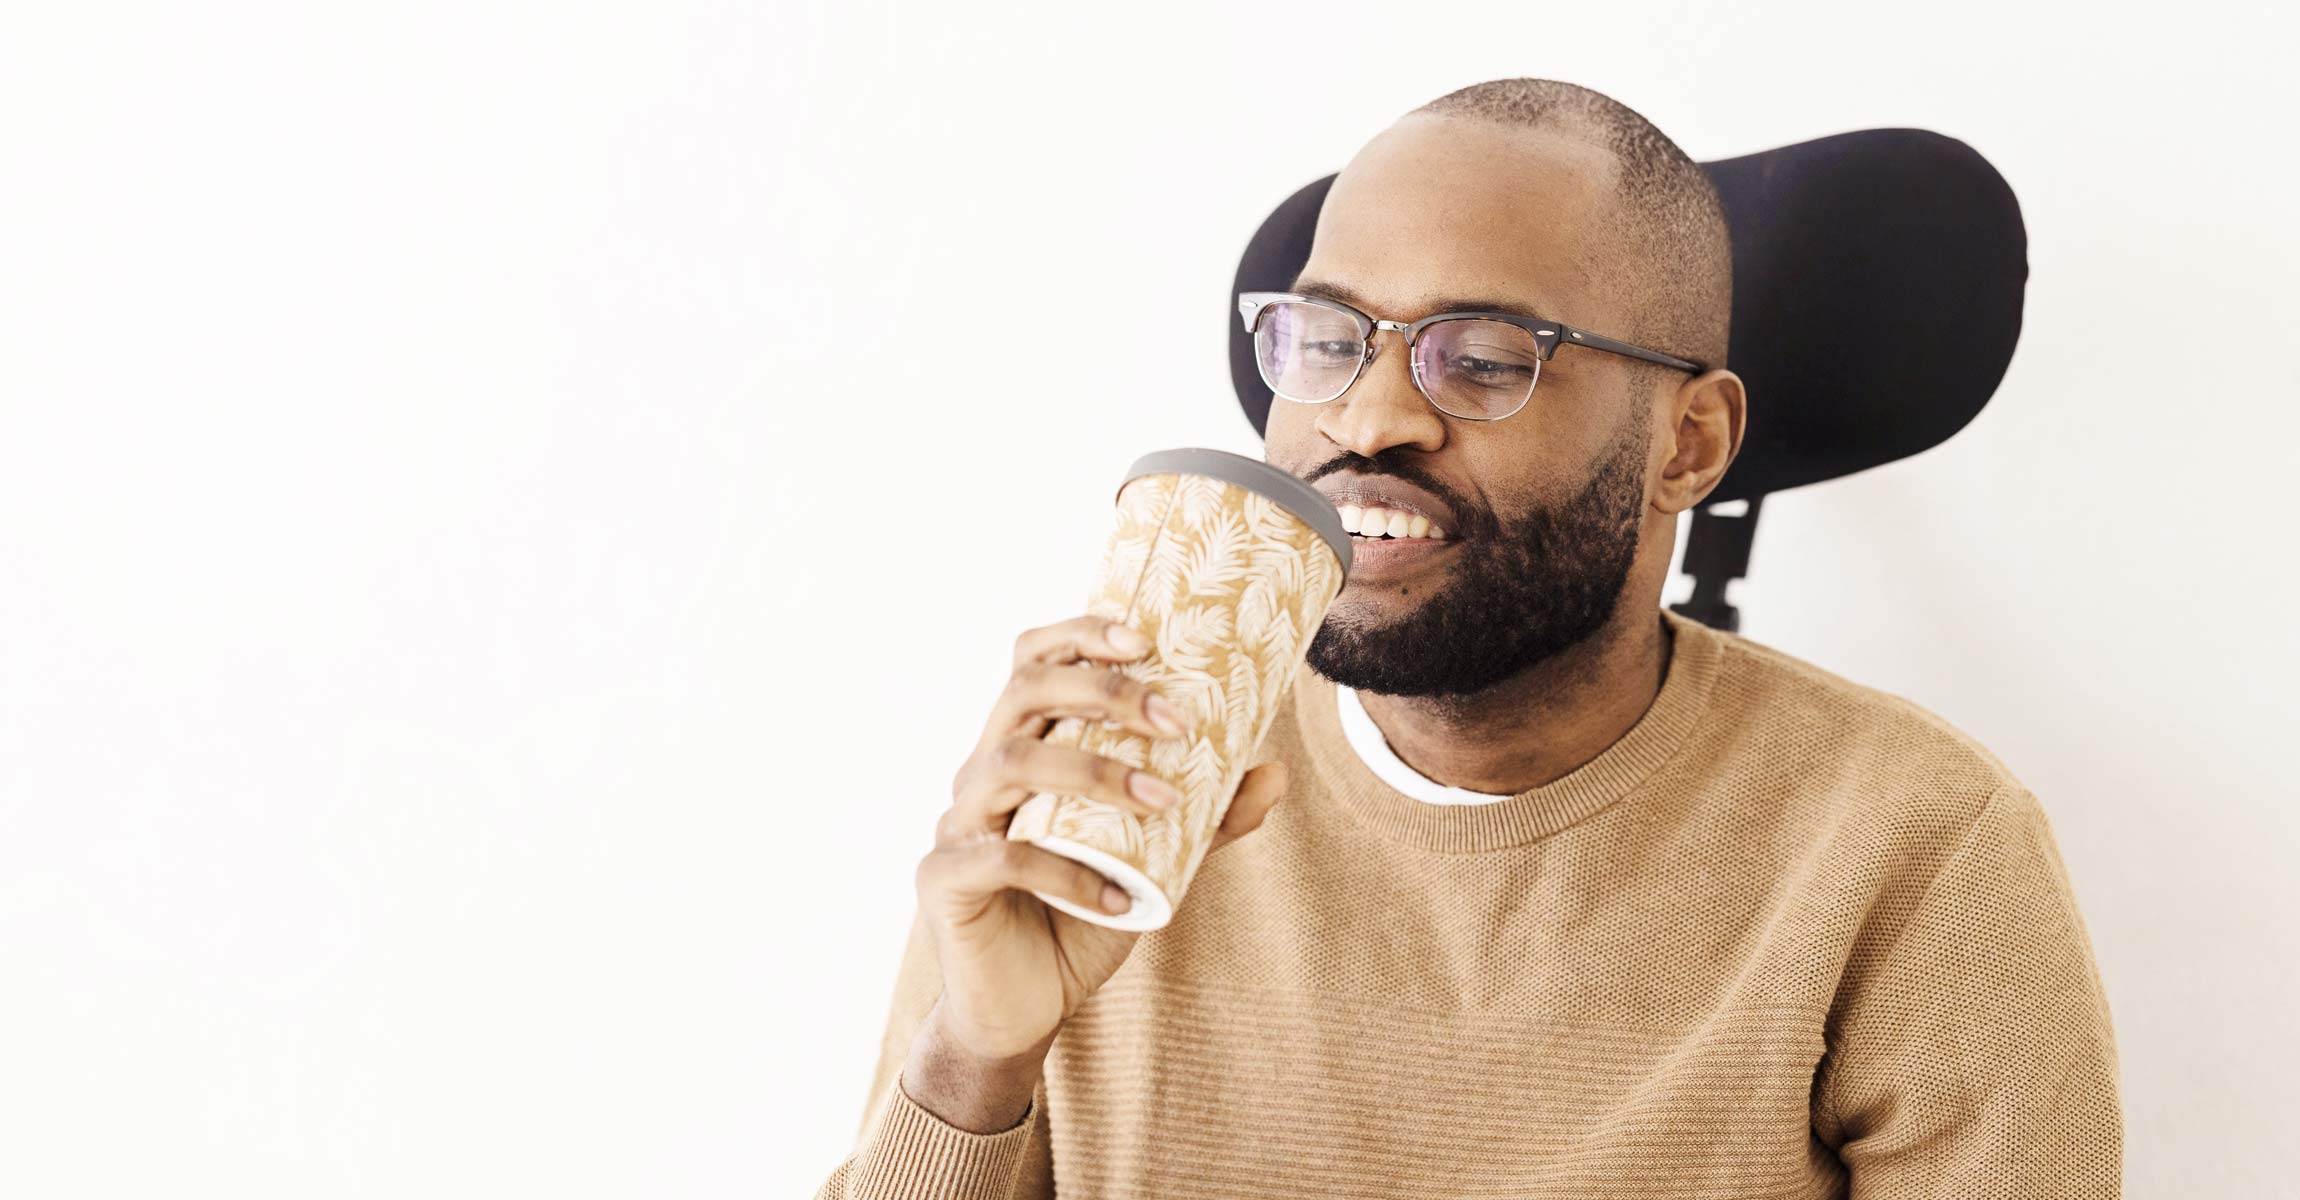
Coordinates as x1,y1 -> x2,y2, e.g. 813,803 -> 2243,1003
1556,324 -> 1705,373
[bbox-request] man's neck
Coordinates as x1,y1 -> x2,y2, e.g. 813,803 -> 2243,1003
1353,605 -> 1675,796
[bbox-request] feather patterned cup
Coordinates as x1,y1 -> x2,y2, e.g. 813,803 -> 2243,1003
1005,448 -> 1352,931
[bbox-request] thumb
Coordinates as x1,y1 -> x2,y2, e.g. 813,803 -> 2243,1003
1207,761 -> 1289,855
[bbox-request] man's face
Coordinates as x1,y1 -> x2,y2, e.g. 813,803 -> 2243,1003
1263,115 -> 1667,698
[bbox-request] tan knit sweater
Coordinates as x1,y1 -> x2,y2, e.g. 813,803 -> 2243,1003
813,607 -> 2123,1198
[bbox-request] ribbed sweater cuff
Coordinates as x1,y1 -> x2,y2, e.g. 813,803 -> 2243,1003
849,1074 -> 1037,1199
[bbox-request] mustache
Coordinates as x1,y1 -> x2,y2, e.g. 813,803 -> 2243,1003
1301,454 -> 1483,533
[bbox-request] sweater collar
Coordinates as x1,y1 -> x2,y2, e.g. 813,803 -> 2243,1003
1287,606 -> 1724,853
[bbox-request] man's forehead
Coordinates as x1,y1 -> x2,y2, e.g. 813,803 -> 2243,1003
1287,206 -> 1619,325
1301,120 -> 1616,322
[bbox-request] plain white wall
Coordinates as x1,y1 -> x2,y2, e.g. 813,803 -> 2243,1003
3,2 -> 2294,1196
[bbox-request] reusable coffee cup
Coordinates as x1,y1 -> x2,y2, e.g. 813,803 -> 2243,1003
1004,447 -> 1353,931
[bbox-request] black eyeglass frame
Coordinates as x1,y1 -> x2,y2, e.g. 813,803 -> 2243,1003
1236,290 -> 1708,421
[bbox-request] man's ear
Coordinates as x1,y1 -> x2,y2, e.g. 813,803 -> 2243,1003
1656,368 -> 1746,514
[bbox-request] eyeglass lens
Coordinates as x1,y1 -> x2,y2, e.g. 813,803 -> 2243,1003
1252,300 -> 1542,419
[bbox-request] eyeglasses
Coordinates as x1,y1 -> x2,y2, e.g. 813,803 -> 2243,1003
1237,290 -> 1706,422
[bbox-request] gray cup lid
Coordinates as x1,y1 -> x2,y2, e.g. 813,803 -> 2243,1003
1116,447 -> 1352,579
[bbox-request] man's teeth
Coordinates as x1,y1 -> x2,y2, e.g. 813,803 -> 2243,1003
1338,505 -> 1445,540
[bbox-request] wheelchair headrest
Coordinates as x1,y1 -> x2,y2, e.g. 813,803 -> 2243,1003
1227,128 -> 2028,503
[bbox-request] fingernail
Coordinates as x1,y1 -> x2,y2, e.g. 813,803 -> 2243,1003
1106,623 -> 1149,654
1101,883 -> 1131,913
1129,770 -> 1180,809
1147,694 -> 1187,736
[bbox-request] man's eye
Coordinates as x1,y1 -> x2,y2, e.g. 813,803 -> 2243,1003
1451,356 -> 1533,379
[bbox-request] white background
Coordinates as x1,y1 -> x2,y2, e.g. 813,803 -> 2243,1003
3,2 -> 2295,1196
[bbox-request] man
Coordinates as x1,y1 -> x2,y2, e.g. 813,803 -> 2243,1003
814,78 -> 2121,1198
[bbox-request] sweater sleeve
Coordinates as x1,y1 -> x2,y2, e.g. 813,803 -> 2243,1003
1813,782 -> 2124,1197
809,907 -> 1057,1200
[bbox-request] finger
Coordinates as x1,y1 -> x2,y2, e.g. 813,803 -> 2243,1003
944,736 -> 1182,842
985,658 -> 1189,744
1208,761 -> 1289,857
917,837 -> 1135,919
1012,615 -> 1154,670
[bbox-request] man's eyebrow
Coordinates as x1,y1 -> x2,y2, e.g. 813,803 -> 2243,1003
1286,277 -> 1554,322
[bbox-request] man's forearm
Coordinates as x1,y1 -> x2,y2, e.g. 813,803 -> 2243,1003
898,1000 -> 1056,1135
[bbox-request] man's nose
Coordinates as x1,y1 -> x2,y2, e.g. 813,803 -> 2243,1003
1315,328 -> 1447,458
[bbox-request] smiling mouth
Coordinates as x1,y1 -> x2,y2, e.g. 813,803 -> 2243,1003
1348,530 -> 1456,541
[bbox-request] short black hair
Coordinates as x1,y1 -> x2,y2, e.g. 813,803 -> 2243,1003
1410,78 -> 1730,375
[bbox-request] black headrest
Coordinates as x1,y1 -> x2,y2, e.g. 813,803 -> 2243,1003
1227,128 -> 2028,503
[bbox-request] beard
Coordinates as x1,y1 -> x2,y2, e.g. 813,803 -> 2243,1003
1305,416 -> 1649,698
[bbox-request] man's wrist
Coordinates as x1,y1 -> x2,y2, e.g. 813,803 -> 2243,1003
898,1001 -> 1053,1135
